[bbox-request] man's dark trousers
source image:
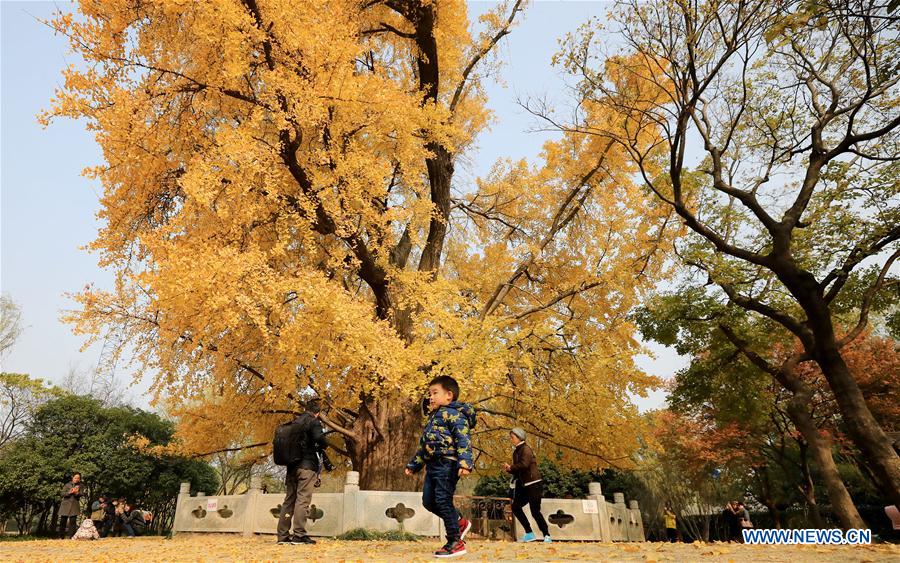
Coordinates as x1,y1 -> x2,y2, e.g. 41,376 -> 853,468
422,457 -> 461,543
277,465 -> 318,540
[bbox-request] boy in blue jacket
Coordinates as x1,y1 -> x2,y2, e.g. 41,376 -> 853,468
405,375 -> 476,558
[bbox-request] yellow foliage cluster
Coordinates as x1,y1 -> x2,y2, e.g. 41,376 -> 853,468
48,1 -> 676,475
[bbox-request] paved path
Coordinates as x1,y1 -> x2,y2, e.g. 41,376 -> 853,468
2,536 -> 898,561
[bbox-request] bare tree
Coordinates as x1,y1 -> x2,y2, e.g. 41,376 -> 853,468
61,365 -> 129,406
0,373 -> 59,449
0,295 -> 23,356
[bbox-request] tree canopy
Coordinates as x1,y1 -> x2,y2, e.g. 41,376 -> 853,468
46,0 -> 675,488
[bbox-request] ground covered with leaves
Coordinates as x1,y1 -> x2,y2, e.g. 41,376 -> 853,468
2,535 -> 899,561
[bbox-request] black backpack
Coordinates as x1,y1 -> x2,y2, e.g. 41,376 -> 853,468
273,415 -> 312,467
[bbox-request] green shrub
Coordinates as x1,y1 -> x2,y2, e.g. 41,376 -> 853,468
335,528 -> 421,541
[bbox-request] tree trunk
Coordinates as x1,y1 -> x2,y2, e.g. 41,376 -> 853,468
759,497 -> 782,529
786,393 -> 865,530
770,504 -> 782,529
418,147 -> 452,274
347,396 -> 424,491
718,322 -> 865,529
813,337 -> 900,507
756,466 -> 782,528
36,503 -> 50,534
779,268 -> 900,507
48,502 -> 59,535
796,441 -> 825,529
329,1 -> 454,492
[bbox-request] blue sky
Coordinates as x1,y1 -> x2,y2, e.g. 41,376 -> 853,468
0,1 -> 685,408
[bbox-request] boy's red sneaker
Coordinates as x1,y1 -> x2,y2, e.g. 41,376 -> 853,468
458,517 -> 472,540
435,540 -> 467,558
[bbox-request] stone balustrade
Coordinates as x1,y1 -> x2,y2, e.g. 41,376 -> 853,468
173,472 -> 644,542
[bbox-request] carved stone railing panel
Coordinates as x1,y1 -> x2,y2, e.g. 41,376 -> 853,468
172,475 -> 644,542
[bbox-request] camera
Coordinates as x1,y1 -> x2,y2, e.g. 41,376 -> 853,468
321,449 -> 335,472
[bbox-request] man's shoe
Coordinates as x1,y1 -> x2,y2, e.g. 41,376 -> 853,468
276,537 -> 293,544
435,540 -> 466,558
544,535 -> 553,543
458,517 -> 472,540
292,535 -> 316,544
521,532 -> 537,542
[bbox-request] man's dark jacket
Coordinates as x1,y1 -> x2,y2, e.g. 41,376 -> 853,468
289,412 -> 327,472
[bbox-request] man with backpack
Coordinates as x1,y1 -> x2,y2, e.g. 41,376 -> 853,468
274,398 -> 328,545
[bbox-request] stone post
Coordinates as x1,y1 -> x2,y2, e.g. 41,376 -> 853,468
610,493 -> 626,541
243,475 -> 262,537
172,482 -> 191,537
628,500 -> 644,541
341,471 -> 360,533
588,482 -> 611,542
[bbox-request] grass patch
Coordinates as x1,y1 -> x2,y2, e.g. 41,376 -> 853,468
335,528 -> 421,541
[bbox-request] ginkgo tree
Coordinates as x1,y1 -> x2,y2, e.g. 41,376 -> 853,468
47,0 -> 674,489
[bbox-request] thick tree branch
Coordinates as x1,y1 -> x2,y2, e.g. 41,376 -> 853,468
319,412 -> 361,442
477,407 -> 627,468
192,441 -> 268,459
511,281 -> 603,321
718,282 -> 811,342
717,323 -> 810,394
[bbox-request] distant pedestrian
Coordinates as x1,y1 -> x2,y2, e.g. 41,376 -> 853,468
58,472 -> 83,538
100,497 -> 117,537
119,503 -> 138,537
90,496 -> 106,522
504,428 -> 551,543
664,504 -> 678,542
722,501 -> 741,542
110,497 -> 127,536
738,501 -> 753,533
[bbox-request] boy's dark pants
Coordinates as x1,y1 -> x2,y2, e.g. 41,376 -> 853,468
422,457 -> 461,543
